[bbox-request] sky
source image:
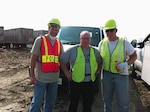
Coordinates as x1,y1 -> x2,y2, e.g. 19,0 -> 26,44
0,0 -> 150,42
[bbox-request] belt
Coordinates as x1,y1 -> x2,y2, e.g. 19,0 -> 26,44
85,74 -> 90,76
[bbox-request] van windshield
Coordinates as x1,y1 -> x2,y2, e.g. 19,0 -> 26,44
57,26 -> 103,47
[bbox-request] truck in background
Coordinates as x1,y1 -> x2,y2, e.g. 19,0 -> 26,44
33,30 -> 48,39
57,26 -> 104,92
0,26 -> 50,49
0,26 -> 4,48
2,28 -> 34,48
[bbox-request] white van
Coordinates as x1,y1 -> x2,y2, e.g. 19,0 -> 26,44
131,34 -> 150,86
57,26 -> 104,93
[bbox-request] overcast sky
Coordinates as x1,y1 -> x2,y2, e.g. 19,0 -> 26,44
0,0 -> 149,42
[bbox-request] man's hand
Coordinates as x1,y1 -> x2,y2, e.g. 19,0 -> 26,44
65,71 -> 72,81
116,62 -> 128,71
30,75 -> 37,85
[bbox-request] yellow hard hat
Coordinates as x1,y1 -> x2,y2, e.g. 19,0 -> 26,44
104,19 -> 117,30
48,18 -> 61,28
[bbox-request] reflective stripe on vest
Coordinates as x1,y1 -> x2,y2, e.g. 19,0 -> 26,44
72,47 -> 98,83
100,37 -> 125,73
41,36 -> 60,72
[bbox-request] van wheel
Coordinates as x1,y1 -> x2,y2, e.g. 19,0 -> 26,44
131,64 -> 141,80
131,64 -> 136,77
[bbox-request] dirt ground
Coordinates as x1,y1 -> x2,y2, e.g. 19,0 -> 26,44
0,48 -> 150,112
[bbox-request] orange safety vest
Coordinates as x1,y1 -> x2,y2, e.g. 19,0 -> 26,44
41,36 -> 61,72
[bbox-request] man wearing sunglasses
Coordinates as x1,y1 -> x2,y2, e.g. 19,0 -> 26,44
98,19 -> 137,112
29,18 -> 64,112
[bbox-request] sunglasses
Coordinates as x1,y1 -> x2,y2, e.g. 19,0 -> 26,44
50,24 -> 59,28
105,29 -> 116,32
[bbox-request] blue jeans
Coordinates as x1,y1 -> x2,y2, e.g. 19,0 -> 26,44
101,70 -> 130,112
29,81 -> 58,112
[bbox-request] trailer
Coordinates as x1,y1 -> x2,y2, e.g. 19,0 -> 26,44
33,30 -> 48,39
0,26 -> 4,48
3,28 -> 34,48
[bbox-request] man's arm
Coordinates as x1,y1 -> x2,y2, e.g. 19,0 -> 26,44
60,59 -> 72,81
127,51 -> 137,65
116,51 -> 137,71
29,54 -> 38,84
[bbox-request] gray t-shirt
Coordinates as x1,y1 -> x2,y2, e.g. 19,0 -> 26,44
30,35 -> 63,83
60,45 -> 102,82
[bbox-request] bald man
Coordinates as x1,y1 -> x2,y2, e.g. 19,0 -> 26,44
60,31 -> 102,112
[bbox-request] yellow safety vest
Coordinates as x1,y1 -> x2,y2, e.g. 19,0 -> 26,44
100,37 -> 125,73
72,47 -> 98,82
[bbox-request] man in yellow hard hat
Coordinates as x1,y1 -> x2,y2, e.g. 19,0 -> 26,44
47,18 -> 61,28
29,18 -> 64,112
98,19 -> 137,112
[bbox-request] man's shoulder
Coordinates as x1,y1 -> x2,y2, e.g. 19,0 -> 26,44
69,45 -> 78,51
35,36 -> 42,42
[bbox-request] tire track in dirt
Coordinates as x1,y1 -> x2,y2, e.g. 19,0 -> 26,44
0,67 -> 33,112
